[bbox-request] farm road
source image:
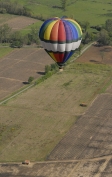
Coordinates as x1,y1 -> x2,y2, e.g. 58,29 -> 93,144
0,48 -> 54,100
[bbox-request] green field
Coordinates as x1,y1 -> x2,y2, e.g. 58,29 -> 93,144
11,0 -> 112,25
0,47 -> 14,59
0,62 -> 112,162
20,21 -> 43,36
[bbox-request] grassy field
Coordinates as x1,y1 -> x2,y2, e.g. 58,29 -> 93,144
11,0 -> 112,25
0,62 -> 112,162
20,20 -> 43,36
0,47 -> 14,59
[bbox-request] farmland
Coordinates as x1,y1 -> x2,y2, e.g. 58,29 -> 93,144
0,0 -> 112,176
0,44 -> 112,176
0,14 -> 40,31
10,0 -> 112,25
0,44 -> 112,162
0,48 -> 54,101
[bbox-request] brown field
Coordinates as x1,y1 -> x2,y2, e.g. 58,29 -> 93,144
0,45 -> 112,176
0,92 -> 112,176
0,48 -> 54,100
77,45 -> 112,65
0,15 -> 38,30
0,14 -> 16,25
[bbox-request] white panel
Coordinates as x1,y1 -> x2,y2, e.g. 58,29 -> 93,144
72,40 -> 81,50
51,43 -> 58,52
65,43 -> 73,51
41,40 -> 82,52
41,41 -> 46,49
57,43 -> 65,52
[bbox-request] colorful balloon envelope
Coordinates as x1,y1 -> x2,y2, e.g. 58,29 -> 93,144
39,17 -> 82,68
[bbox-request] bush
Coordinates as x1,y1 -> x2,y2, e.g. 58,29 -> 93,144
45,63 -> 58,74
28,76 -> 34,84
51,63 -> 58,71
45,65 -> 51,74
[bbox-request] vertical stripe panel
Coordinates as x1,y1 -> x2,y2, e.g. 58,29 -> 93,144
50,21 -> 60,41
58,21 -> 66,42
44,21 -> 58,40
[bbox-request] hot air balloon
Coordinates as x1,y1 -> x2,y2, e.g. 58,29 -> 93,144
39,17 -> 82,69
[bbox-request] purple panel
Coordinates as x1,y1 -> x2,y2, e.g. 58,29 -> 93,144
63,21 -> 73,41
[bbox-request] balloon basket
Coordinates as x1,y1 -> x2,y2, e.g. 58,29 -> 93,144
59,68 -> 63,72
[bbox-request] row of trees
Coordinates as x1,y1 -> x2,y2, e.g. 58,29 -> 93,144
0,0 -> 49,21
97,19 -> 112,45
0,0 -> 112,47
60,0 -> 68,11
0,0 -> 32,16
0,0 -> 69,20
0,18 -> 112,48
0,0 -> 68,14
81,19 -> 112,46
0,24 -> 39,47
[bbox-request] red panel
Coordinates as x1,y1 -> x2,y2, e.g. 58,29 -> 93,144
53,53 -> 64,63
58,21 -> 66,42
50,21 -> 60,41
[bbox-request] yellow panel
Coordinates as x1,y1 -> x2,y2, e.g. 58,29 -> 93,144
44,20 -> 58,40
48,52 -> 57,62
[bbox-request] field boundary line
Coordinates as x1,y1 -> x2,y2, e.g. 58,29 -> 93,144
0,84 -> 34,105
70,42 -> 94,63
0,155 -> 111,164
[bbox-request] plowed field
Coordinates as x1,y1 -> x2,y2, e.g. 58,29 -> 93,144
77,45 -> 112,65
0,48 -> 54,100
0,15 -> 38,30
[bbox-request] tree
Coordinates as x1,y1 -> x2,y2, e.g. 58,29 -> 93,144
0,24 -> 11,43
45,65 -> 51,74
10,31 -> 23,48
28,76 -> 34,84
82,32 -> 92,44
30,26 -> 39,44
97,29 -> 110,45
78,44 -> 83,56
105,19 -> 112,32
82,21 -> 90,32
60,0 -> 68,11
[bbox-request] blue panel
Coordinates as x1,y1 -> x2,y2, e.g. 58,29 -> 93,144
63,21 -> 73,41
63,50 -> 75,63
67,21 -> 78,40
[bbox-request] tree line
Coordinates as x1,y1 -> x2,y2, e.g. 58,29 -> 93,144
0,0 -> 32,16
0,24 -> 39,48
0,18 -> 112,48
0,0 -> 112,47
0,0 -> 48,21
81,19 -> 112,46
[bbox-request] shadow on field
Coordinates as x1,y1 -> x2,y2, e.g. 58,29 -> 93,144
23,81 -> 29,85
90,60 -> 101,64
37,71 -> 45,75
